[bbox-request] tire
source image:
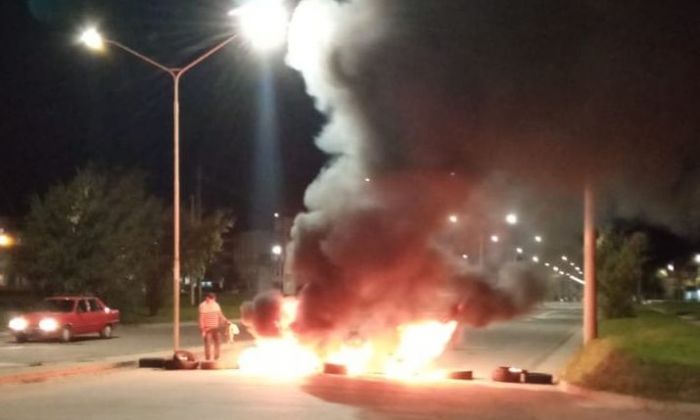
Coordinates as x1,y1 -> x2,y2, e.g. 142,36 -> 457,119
448,370 -> 473,380
99,324 -> 113,339
15,334 -> 28,343
491,366 -> 524,383
138,357 -> 166,368
173,350 -> 196,362
323,363 -> 347,375
523,372 -> 553,385
174,359 -> 199,370
60,326 -> 72,343
200,360 -> 221,370
164,359 -> 179,370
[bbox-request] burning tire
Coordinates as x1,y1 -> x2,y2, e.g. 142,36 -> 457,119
491,366 -> 526,383
323,363 -> 348,375
138,357 -> 166,368
523,372 -> 553,385
448,370 -> 473,380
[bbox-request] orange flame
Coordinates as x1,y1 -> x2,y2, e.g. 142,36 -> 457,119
237,297 -> 458,380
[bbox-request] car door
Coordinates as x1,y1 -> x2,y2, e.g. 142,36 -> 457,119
74,299 -> 91,334
87,298 -> 105,332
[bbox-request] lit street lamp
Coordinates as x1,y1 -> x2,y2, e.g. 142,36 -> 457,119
0,232 -> 14,248
534,235 -> 543,243
505,213 -> 518,225
79,1 -> 289,353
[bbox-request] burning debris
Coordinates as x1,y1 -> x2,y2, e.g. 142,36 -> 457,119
238,0 -> 549,378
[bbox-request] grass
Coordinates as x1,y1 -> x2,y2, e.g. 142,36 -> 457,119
647,300 -> 700,321
563,308 -> 700,402
129,292 -> 246,324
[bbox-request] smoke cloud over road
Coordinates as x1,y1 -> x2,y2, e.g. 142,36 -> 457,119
242,0 -> 700,342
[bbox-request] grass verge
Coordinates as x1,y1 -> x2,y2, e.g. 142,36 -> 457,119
563,308 -> 700,403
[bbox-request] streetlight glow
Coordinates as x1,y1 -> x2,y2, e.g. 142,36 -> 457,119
79,27 -> 105,51
505,213 -> 518,225
532,256 -> 539,263
561,255 -> 568,261
516,247 -> 523,254
271,244 -> 283,256
694,254 -> 700,264
534,235 -> 543,243
448,214 -> 458,224
0,233 -> 14,248
490,235 -> 499,243
231,0 -> 289,52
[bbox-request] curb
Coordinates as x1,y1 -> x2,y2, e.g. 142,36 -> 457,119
0,360 -> 137,385
559,381 -> 700,414
0,346 -> 202,386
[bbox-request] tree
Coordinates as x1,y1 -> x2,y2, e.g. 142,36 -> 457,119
597,230 -> 649,318
18,167 -> 164,319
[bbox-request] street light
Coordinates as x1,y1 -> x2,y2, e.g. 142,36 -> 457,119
534,235 -> 543,243
561,255 -> 568,261
448,214 -> 459,224
229,0 -> 289,51
505,213 -> 518,225
694,254 -> 700,264
0,233 -> 14,248
532,256 -> 539,263
79,5 -> 288,353
490,235 -> 499,243
271,244 -> 283,256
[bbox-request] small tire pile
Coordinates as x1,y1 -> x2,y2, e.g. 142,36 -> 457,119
491,366 -> 553,385
139,350 -> 200,370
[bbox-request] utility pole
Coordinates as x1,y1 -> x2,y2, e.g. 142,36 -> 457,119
583,183 -> 598,343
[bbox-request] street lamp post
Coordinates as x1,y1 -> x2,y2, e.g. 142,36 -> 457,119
83,34 -> 237,352
79,0 -> 289,354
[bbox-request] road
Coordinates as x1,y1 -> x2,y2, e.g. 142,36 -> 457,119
1,303 -> 694,419
0,322 -> 254,371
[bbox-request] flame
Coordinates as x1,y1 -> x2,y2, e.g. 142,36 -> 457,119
237,296 -> 458,380
326,341 -> 374,376
238,337 -> 321,379
384,320 -> 458,380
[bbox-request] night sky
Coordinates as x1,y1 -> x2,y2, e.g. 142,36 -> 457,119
0,0 -> 325,227
2,0 -> 699,243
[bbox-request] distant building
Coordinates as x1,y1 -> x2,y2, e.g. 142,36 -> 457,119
233,216 -> 294,295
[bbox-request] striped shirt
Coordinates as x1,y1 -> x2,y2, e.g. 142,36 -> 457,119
199,300 -> 223,330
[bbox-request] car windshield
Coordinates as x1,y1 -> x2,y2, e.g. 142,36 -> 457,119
36,299 -> 74,313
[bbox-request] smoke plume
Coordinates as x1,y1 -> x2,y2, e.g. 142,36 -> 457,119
243,0 -> 700,341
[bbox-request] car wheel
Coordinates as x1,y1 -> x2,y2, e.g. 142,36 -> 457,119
100,324 -> 113,339
60,326 -> 72,343
15,334 -> 28,343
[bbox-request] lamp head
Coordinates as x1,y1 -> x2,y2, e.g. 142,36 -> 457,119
80,27 -> 105,51
230,0 -> 289,52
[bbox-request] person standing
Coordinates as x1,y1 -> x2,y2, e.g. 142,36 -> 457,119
198,292 -> 228,361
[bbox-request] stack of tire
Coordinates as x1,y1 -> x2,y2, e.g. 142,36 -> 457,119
491,366 -> 553,385
138,351 -> 223,370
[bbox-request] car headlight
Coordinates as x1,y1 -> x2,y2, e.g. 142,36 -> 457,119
8,317 -> 28,331
39,318 -> 59,332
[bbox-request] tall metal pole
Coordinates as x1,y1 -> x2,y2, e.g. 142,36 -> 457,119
584,183 -> 597,343
101,35 -> 237,354
172,72 -> 181,351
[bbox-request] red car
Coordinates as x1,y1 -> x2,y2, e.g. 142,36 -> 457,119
7,296 -> 120,343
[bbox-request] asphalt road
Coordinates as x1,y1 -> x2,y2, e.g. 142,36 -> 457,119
0,302 -> 695,419
0,359 -> 694,420
0,322 -> 253,370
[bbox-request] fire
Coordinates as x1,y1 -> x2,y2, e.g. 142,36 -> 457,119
238,337 -> 321,378
384,320 -> 458,380
238,297 -> 458,380
326,341 -> 374,376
